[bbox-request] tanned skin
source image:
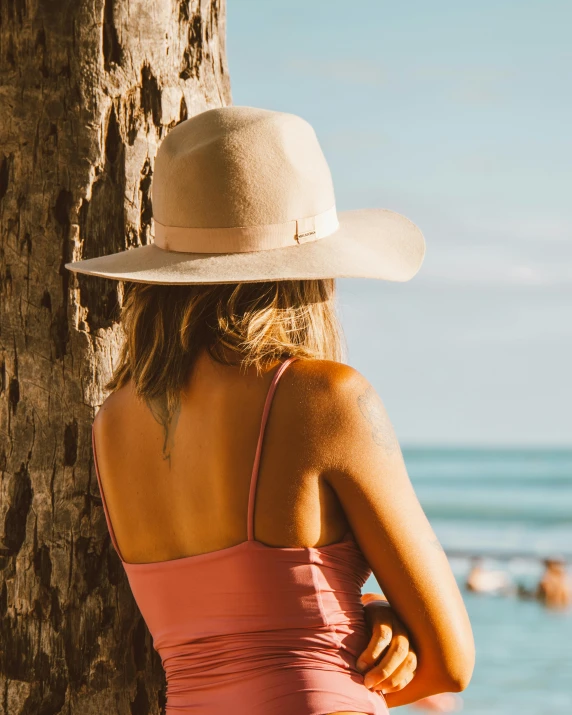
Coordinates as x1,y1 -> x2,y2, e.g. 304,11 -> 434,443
93,350 -> 474,711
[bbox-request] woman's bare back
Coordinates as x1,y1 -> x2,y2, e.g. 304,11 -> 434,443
92,351 -> 349,565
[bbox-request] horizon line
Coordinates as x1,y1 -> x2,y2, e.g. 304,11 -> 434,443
400,443 -> 572,451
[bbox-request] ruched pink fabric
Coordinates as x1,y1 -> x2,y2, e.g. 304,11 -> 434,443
92,357 -> 388,714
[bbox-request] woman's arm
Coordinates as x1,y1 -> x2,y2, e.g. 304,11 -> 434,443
321,365 -> 475,707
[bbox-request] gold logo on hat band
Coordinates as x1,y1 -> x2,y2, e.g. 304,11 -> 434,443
153,205 -> 339,254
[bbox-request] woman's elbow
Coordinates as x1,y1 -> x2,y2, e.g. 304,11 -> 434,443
441,638 -> 476,692
446,668 -> 473,693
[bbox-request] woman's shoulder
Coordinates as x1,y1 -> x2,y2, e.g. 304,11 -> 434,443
92,379 -> 140,435
285,358 -> 378,424
290,358 -> 373,401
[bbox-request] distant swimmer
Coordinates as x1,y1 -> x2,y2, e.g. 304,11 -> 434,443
536,558 -> 571,609
465,557 -> 512,595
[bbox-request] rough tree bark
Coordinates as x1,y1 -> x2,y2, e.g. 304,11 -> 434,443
0,0 -> 231,712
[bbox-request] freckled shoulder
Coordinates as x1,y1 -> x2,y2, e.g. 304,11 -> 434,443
278,358 -> 359,409
286,359 -> 399,459
280,358 -> 369,433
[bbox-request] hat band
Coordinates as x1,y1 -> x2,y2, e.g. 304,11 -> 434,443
153,205 -> 339,254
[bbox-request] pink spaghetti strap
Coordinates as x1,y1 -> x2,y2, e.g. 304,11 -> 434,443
247,356 -> 299,541
92,424 -> 125,561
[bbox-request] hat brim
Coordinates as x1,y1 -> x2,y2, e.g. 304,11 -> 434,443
64,208 -> 425,284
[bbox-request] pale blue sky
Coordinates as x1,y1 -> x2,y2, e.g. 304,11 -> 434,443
227,1 -> 572,446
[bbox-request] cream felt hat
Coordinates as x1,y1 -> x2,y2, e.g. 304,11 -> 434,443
65,105 -> 425,284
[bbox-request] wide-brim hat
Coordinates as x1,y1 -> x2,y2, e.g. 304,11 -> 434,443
65,106 -> 425,284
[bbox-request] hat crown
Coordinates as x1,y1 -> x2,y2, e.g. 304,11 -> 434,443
151,106 -> 336,230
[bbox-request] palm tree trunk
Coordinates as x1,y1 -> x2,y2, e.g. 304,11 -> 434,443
0,1 -> 231,711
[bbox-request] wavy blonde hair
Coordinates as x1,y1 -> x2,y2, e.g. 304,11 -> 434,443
105,279 -> 346,416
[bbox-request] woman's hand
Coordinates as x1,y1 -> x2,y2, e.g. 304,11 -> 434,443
356,593 -> 418,695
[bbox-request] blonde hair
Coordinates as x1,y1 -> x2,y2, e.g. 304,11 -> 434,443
105,279 -> 346,416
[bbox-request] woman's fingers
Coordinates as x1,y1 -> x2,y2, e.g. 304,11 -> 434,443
356,597 -> 419,694
356,620 -> 393,673
363,624 -> 412,691
357,597 -> 395,672
373,650 -> 418,694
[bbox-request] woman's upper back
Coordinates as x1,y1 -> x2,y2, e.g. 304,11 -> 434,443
92,352 -> 352,565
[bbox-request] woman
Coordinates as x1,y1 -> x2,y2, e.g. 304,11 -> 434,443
66,106 -> 474,714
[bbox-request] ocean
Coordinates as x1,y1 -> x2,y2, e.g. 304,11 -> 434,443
361,448 -> 572,715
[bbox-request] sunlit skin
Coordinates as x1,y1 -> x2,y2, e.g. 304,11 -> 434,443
93,348 -> 474,710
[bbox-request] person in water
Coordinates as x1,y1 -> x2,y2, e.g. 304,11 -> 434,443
66,106 -> 474,714
465,557 -> 512,595
536,558 -> 571,609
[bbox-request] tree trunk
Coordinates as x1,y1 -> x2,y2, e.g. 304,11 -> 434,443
0,0 -> 231,712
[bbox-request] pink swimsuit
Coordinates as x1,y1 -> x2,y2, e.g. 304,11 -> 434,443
92,356 -> 388,714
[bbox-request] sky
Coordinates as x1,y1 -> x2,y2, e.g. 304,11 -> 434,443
226,1 -> 572,446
